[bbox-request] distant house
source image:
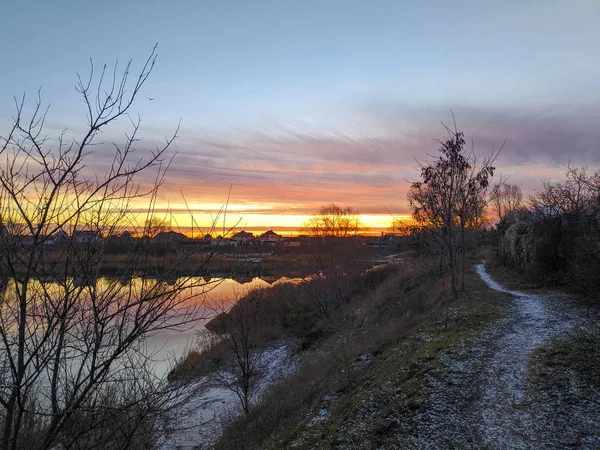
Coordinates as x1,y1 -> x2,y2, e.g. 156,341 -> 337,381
210,235 -> 254,247
538,204 -> 560,217
231,230 -> 253,243
73,230 -> 101,244
119,230 -> 134,241
44,230 -> 69,246
284,238 -> 301,248
214,238 -> 238,247
259,230 -> 282,246
104,231 -> 135,251
378,233 -> 396,246
153,231 -> 187,244
365,233 -> 399,248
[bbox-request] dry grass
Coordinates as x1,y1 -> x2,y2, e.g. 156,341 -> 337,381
169,248 -> 515,449
212,246 -> 597,449
214,256 -> 453,449
169,261 -> 410,382
530,333 -> 600,393
167,336 -> 230,381
264,259 -> 511,450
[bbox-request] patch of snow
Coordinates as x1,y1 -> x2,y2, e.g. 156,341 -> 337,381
474,263 -> 514,294
156,342 -> 297,450
310,392 -> 339,424
352,353 -> 373,368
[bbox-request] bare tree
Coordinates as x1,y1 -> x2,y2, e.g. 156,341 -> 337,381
529,165 -> 599,219
143,216 -> 172,238
301,204 -> 363,238
408,125 -> 498,298
205,295 -> 269,417
490,180 -> 523,221
301,204 -> 364,317
0,46 -> 220,449
301,204 -> 364,276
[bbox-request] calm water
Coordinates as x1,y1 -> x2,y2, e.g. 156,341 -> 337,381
1,275 -> 296,378
146,276 -> 274,376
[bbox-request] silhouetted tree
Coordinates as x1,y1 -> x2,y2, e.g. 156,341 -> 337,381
529,165 -> 599,219
408,126 -> 497,297
0,46 -> 220,449
301,204 -> 365,317
301,204 -> 362,238
144,216 -> 172,238
490,181 -> 523,221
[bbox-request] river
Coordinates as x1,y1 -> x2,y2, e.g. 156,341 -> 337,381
0,274 -> 298,379
144,275 -> 286,376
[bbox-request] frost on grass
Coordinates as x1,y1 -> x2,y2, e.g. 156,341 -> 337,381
474,263 -> 575,448
157,342 -> 297,450
404,263 -> 599,449
310,392 -> 339,424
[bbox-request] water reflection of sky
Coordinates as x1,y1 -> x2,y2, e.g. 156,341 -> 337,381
3,275 -> 301,379
146,275 -> 306,377
143,276 -> 270,377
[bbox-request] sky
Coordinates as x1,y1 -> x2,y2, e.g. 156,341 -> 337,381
1,0 -> 599,234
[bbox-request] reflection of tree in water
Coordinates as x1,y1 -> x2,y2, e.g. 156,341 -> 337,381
36,275 -> 59,284
163,274 -> 179,286
72,275 -> 97,288
259,276 -> 282,285
233,276 -> 253,284
0,278 -> 8,294
117,275 -> 132,286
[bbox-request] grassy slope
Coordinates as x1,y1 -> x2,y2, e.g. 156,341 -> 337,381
214,249 -> 514,449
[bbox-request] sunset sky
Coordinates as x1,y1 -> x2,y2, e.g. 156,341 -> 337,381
1,1 -> 599,235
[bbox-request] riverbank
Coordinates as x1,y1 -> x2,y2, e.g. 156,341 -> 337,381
209,250 -> 599,448
169,259 -> 403,383
167,251 -> 446,448
158,341 -> 298,449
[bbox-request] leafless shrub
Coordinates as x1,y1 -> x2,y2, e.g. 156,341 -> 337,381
204,295 -> 274,417
0,47 -> 224,449
499,165 -> 600,295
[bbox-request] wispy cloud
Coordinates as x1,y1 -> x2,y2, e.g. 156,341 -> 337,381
78,100 -> 599,221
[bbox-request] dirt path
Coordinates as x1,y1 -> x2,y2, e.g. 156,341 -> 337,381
408,262 -> 599,449
473,263 -> 578,448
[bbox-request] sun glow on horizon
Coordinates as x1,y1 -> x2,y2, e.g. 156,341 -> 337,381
150,208 -> 411,237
